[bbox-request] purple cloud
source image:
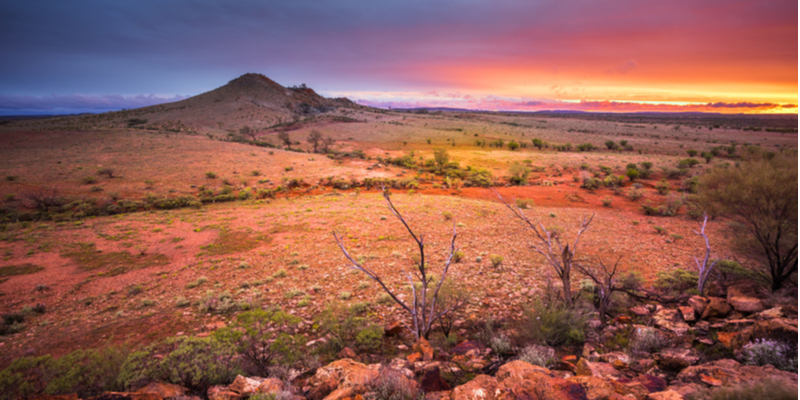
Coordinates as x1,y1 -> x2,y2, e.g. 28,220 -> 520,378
0,94 -> 187,115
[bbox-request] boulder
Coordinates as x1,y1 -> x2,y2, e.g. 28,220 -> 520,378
677,306 -> 696,322
229,375 -> 265,396
497,374 -> 588,400
451,340 -> 482,355
421,367 -> 451,393
86,393 -> 162,400
669,359 -> 798,393
729,297 -> 764,314
308,358 -> 381,392
751,318 -> 798,344
575,359 -> 623,379
337,347 -> 360,361
652,308 -> 690,335
425,391 -> 453,400
619,375 -> 667,393
749,307 -> 783,320
135,382 -> 189,398
700,297 -> 730,320
496,360 -> 558,381
27,396 -> 79,400
414,338 -> 435,361
257,378 -> 285,394
323,386 -> 355,400
384,321 -> 404,336
726,281 -> 761,302
687,296 -> 709,317
567,376 -> 629,400
305,379 -> 337,400
207,385 -> 243,400
451,374 -> 497,400
652,348 -> 699,372
630,306 -> 651,317
645,391 -> 684,400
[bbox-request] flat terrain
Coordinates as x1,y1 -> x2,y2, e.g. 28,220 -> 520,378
0,106 -> 795,366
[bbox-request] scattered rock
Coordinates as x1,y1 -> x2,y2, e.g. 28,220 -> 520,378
630,306 -> 651,317
687,296 -> 709,317
451,340 -> 481,355
421,367 -> 451,393
207,385 -> 243,400
645,390 -> 684,400
669,359 -> 798,395
257,378 -> 285,394
384,321 -> 404,337
229,375 -> 265,396
677,306 -> 696,322
337,347 -> 360,361
575,359 -> 624,379
567,376 -> 624,400
729,297 -> 764,314
134,382 -> 189,398
653,348 -> 699,372
700,297 -> 731,320
452,374 -> 497,400
749,307 -> 783,320
726,281 -> 761,302
414,338 -> 435,361
620,375 -> 667,393
652,308 -> 690,335
752,317 -> 799,345
307,358 -> 380,392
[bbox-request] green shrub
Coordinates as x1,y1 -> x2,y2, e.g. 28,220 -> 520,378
627,188 -> 643,201
629,327 -> 670,353
118,336 -> 241,394
314,304 -> 377,359
81,176 -> 98,185
515,198 -> 534,209
517,299 -> 589,347
655,269 -> 698,294
356,324 -> 384,353
656,180 -> 669,195
0,355 -> 54,400
185,276 -> 208,289
489,333 -> 513,356
453,250 -> 465,263
44,347 -> 127,397
489,255 -> 503,268
214,309 -> 303,376
601,197 -> 612,207
205,172 -> 217,179
272,269 -> 288,279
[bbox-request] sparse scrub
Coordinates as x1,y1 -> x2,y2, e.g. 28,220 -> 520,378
517,298 -> 589,347
742,339 -> 797,372
489,254 -> 504,268
517,344 -> 555,368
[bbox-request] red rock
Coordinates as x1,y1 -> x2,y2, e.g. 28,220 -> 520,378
135,382 -> 189,398
752,317 -> 798,344
653,308 -> 690,335
384,321 -> 404,336
308,358 -> 381,392
625,375 -> 666,393
421,367 -> 451,393
407,352 -> 424,363
678,306 -> 696,322
567,376 -> 620,400
425,391 -> 452,400
89,393 -> 162,400
28,395 -> 79,400
305,379 -> 337,400
451,340 -> 482,355
700,297 -> 731,320
699,374 -> 722,386
338,347 -> 360,360
414,337 -> 435,361
726,281 -> 761,302
257,378 -> 285,394
452,374 -> 497,400
616,315 -> 633,324
324,387 -> 355,400
729,297 -> 765,314
229,375 -> 265,395
716,331 -> 736,348
687,296 -> 709,317
562,355 -> 578,362
646,391 -> 684,400
207,386 -> 243,400
575,359 -> 623,379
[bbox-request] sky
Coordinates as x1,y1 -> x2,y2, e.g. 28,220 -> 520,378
0,0 -> 797,115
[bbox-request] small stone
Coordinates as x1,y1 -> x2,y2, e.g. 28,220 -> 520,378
729,297 -> 765,314
678,306 -> 696,322
700,297 -> 731,320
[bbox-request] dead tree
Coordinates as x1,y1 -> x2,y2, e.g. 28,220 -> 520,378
239,126 -> 257,141
320,137 -> 335,154
495,191 -> 594,307
277,131 -> 292,148
576,256 -> 623,326
307,130 -> 323,153
693,213 -> 718,295
334,187 -> 459,340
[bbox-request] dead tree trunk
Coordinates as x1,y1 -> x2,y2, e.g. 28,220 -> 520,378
495,190 -> 593,307
334,187 -> 459,340
694,214 -> 718,295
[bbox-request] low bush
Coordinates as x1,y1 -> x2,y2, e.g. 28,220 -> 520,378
368,367 -> 420,400
742,339 -> 797,372
355,324 -> 384,353
489,254 -> 504,268
517,344 -> 555,367
601,197 -> 612,207
655,269 -> 698,295
118,336 -> 240,394
516,298 -> 589,347
628,327 -> 670,353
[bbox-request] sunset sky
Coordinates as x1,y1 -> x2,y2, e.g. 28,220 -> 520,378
1,0 -> 796,115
